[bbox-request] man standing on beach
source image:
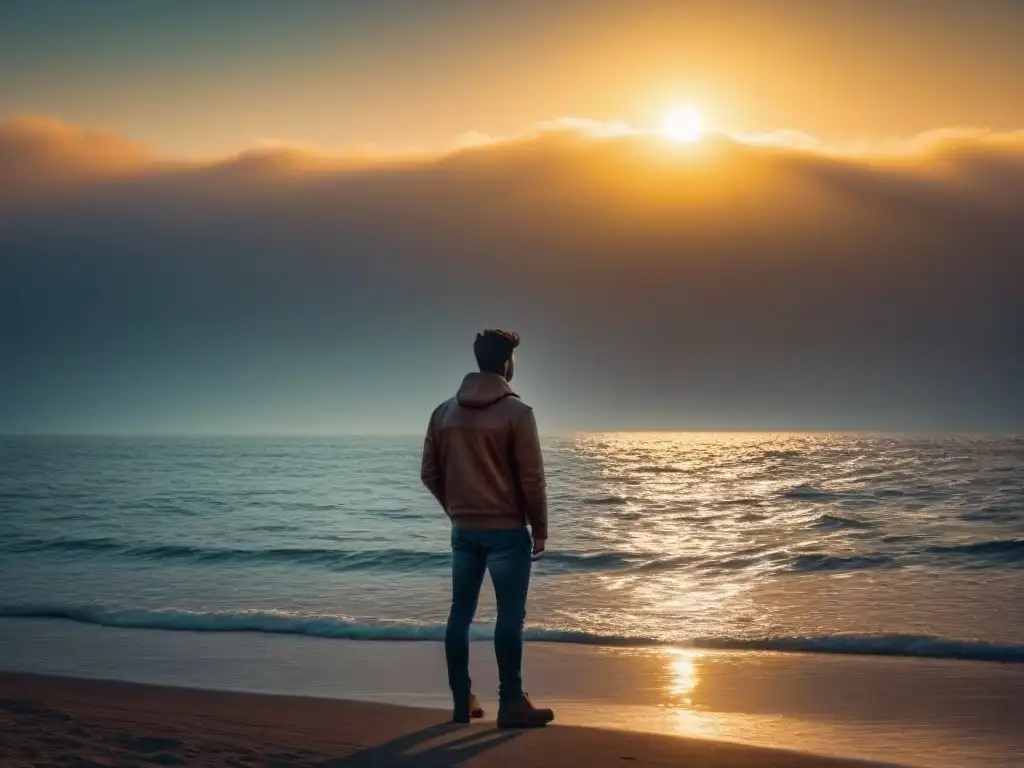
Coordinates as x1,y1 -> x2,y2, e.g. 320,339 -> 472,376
421,329 -> 555,728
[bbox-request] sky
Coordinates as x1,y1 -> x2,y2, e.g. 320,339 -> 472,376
1,1 -> 1022,433
5,0 -> 1024,155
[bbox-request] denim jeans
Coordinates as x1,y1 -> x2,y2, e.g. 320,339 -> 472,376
446,526 -> 532,703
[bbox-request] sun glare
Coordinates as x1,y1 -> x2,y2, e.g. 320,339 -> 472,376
663,106 -> 704,143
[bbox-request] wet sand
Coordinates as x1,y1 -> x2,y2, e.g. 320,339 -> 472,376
6,618 -> 1024,766
0,672 -> 893,767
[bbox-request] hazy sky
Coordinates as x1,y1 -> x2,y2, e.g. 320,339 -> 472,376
1,2 -> 1022,433
3,1 -> 1024,155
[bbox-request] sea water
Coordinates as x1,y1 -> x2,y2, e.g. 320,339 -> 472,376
2,433 -> 1022,661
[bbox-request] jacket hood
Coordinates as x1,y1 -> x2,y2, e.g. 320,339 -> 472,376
456,372 -> 518,409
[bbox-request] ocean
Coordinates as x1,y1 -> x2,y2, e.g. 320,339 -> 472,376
3,433 -> 1022,662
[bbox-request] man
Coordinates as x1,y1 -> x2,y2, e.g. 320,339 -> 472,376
421,329 -> 555,728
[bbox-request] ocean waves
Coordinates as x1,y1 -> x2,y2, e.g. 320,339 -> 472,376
7,534 -> 1024,575
6,537 -> 453,571
926,538 -> 1024,563
0,603 -> 659,645
2,537 -> 636,574
784,538 -> 1024,573
3,435 -> 1023,657
3,603 -> 1022,663
809,513 -> 875,531
788,553 -> 892,573
691,633 -> 1024,663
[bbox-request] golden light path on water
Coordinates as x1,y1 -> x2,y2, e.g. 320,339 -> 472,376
543,432 -> 833,644
526,429 -> 1023,654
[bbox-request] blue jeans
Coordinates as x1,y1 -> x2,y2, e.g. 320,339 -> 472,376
446,527 -> 532,703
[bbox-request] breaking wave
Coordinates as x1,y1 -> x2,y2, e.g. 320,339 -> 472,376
3,603 -> 1021,662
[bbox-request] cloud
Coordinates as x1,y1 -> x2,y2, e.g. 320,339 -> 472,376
534,116 -> 638,138
453,130 -> 507,149
729,129 -> 821,150
0,115 -> 155,203
0,116 -> 1022,432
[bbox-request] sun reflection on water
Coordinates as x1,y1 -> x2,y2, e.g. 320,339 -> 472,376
659,648 -> 725,740
554,432 -> 837,643
668,648 -> 701,703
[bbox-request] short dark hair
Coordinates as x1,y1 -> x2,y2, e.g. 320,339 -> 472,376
474,329 -> 520,374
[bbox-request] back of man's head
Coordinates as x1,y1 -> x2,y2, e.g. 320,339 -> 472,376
474,329 -> 520,379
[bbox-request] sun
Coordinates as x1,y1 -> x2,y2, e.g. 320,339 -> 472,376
663,106 -> 704,143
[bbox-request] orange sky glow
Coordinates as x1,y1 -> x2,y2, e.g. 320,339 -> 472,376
3,3 -> 1024,158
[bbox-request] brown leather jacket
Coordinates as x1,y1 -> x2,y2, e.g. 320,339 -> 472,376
421,372 -> 548,540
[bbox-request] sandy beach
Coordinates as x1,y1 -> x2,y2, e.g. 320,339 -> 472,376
1,672 -> 897,767
5,618 -> 1024,767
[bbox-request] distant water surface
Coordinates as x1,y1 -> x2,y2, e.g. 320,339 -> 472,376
2,434 -> 1022,661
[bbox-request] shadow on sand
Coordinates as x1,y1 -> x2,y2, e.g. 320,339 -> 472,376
320,722 -> 525,767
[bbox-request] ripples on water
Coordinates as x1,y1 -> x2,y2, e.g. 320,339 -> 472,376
1,434 -> 1022,660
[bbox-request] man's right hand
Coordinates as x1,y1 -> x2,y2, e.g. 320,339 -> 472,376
532,536 -> 546,557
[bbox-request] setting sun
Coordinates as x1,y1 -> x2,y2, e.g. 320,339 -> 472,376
663,106 -> 704,143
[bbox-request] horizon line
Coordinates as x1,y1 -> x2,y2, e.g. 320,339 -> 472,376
1,430 -> 1019,439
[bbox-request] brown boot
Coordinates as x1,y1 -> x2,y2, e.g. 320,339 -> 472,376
452,693 -> 485,724
470,694 -> 484,720
497,694 -> 554,728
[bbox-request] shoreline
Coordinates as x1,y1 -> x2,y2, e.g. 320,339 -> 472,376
3,604 -> 1023,664
0,672 -> 897,767
4,618 -> 1024,766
